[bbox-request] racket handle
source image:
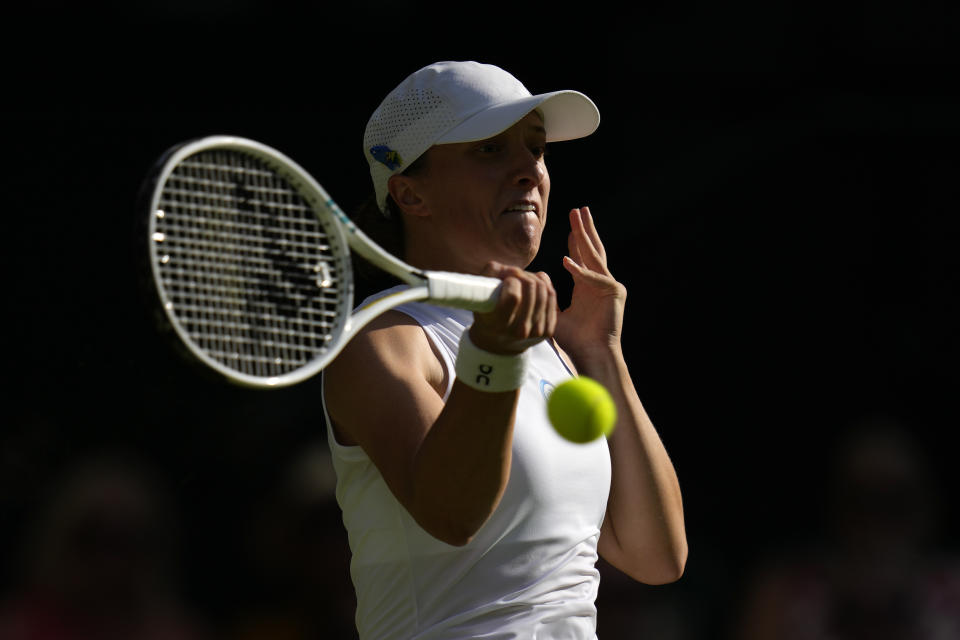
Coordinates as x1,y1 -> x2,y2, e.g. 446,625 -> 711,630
426,271 -> 502,312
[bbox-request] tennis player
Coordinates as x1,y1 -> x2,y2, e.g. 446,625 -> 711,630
322,61 -> 687,639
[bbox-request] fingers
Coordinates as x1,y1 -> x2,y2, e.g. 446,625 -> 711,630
496,266 -> 556,340
567,207 -> 608,272
563,208 -> 625,299
579,206 -> 606,262
532,271 -> 557,338
567,220 -> 583,266
471,263 -> 556,354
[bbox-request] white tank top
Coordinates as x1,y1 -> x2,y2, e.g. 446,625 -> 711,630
322,290 -> 612,639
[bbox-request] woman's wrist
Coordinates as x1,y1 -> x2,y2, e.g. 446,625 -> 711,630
567,341 -> 625,377
455,331 -> 529,392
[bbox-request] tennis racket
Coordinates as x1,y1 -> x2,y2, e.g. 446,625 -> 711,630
141,135 -> 500,388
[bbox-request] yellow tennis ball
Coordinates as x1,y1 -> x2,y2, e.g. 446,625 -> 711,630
547,376 -> 617,443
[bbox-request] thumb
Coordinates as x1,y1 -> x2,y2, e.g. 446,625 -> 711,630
562,255 -> 590,282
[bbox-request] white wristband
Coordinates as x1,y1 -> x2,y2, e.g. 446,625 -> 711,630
455,331 -> 529,392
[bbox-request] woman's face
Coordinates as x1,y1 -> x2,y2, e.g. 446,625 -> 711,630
405,111 -> 550,273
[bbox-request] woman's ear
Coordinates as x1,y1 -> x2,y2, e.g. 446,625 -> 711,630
387,174 -> 429,217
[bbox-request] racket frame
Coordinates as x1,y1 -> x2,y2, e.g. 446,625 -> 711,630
144,136 -> 499,388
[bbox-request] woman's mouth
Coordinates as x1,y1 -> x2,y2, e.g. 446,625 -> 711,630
502,202 -> 537,215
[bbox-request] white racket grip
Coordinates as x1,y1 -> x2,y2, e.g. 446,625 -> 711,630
425,271 -> 501,312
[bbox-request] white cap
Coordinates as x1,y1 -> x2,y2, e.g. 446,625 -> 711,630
363,61 -> 601,212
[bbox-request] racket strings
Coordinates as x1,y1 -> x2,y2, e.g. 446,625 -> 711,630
153,150 -> 346,379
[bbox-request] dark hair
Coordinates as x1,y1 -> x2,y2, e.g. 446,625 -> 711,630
350,194 -> 406,298
350,153 -> 429,298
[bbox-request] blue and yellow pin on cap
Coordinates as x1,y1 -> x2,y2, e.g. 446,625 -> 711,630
370,145 -> 403,170
363,61 -> 601,214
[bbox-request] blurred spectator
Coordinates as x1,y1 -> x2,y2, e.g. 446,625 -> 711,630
734,414 -> 960,640
229,442 -> 356,640
0,449 -> 209,640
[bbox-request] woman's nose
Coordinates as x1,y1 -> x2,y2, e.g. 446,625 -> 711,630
512,149 -> 546,187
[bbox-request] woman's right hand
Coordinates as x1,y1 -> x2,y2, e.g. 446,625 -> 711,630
469,261 -> 558,355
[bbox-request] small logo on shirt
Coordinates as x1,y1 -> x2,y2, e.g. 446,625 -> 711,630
539,379 -> 555,401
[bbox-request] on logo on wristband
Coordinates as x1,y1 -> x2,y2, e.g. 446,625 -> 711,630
455,333 -> 528,393
476,364 -> 493,387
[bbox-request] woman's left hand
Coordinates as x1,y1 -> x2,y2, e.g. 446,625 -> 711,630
555,206 -> 627,365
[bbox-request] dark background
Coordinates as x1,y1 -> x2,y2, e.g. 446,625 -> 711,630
4,1 -> 958,638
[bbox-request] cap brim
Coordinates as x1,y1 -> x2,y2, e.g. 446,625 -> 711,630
435,90 -> 600,144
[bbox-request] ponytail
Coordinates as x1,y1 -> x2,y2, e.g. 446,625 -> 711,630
349,193 -> 407,299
